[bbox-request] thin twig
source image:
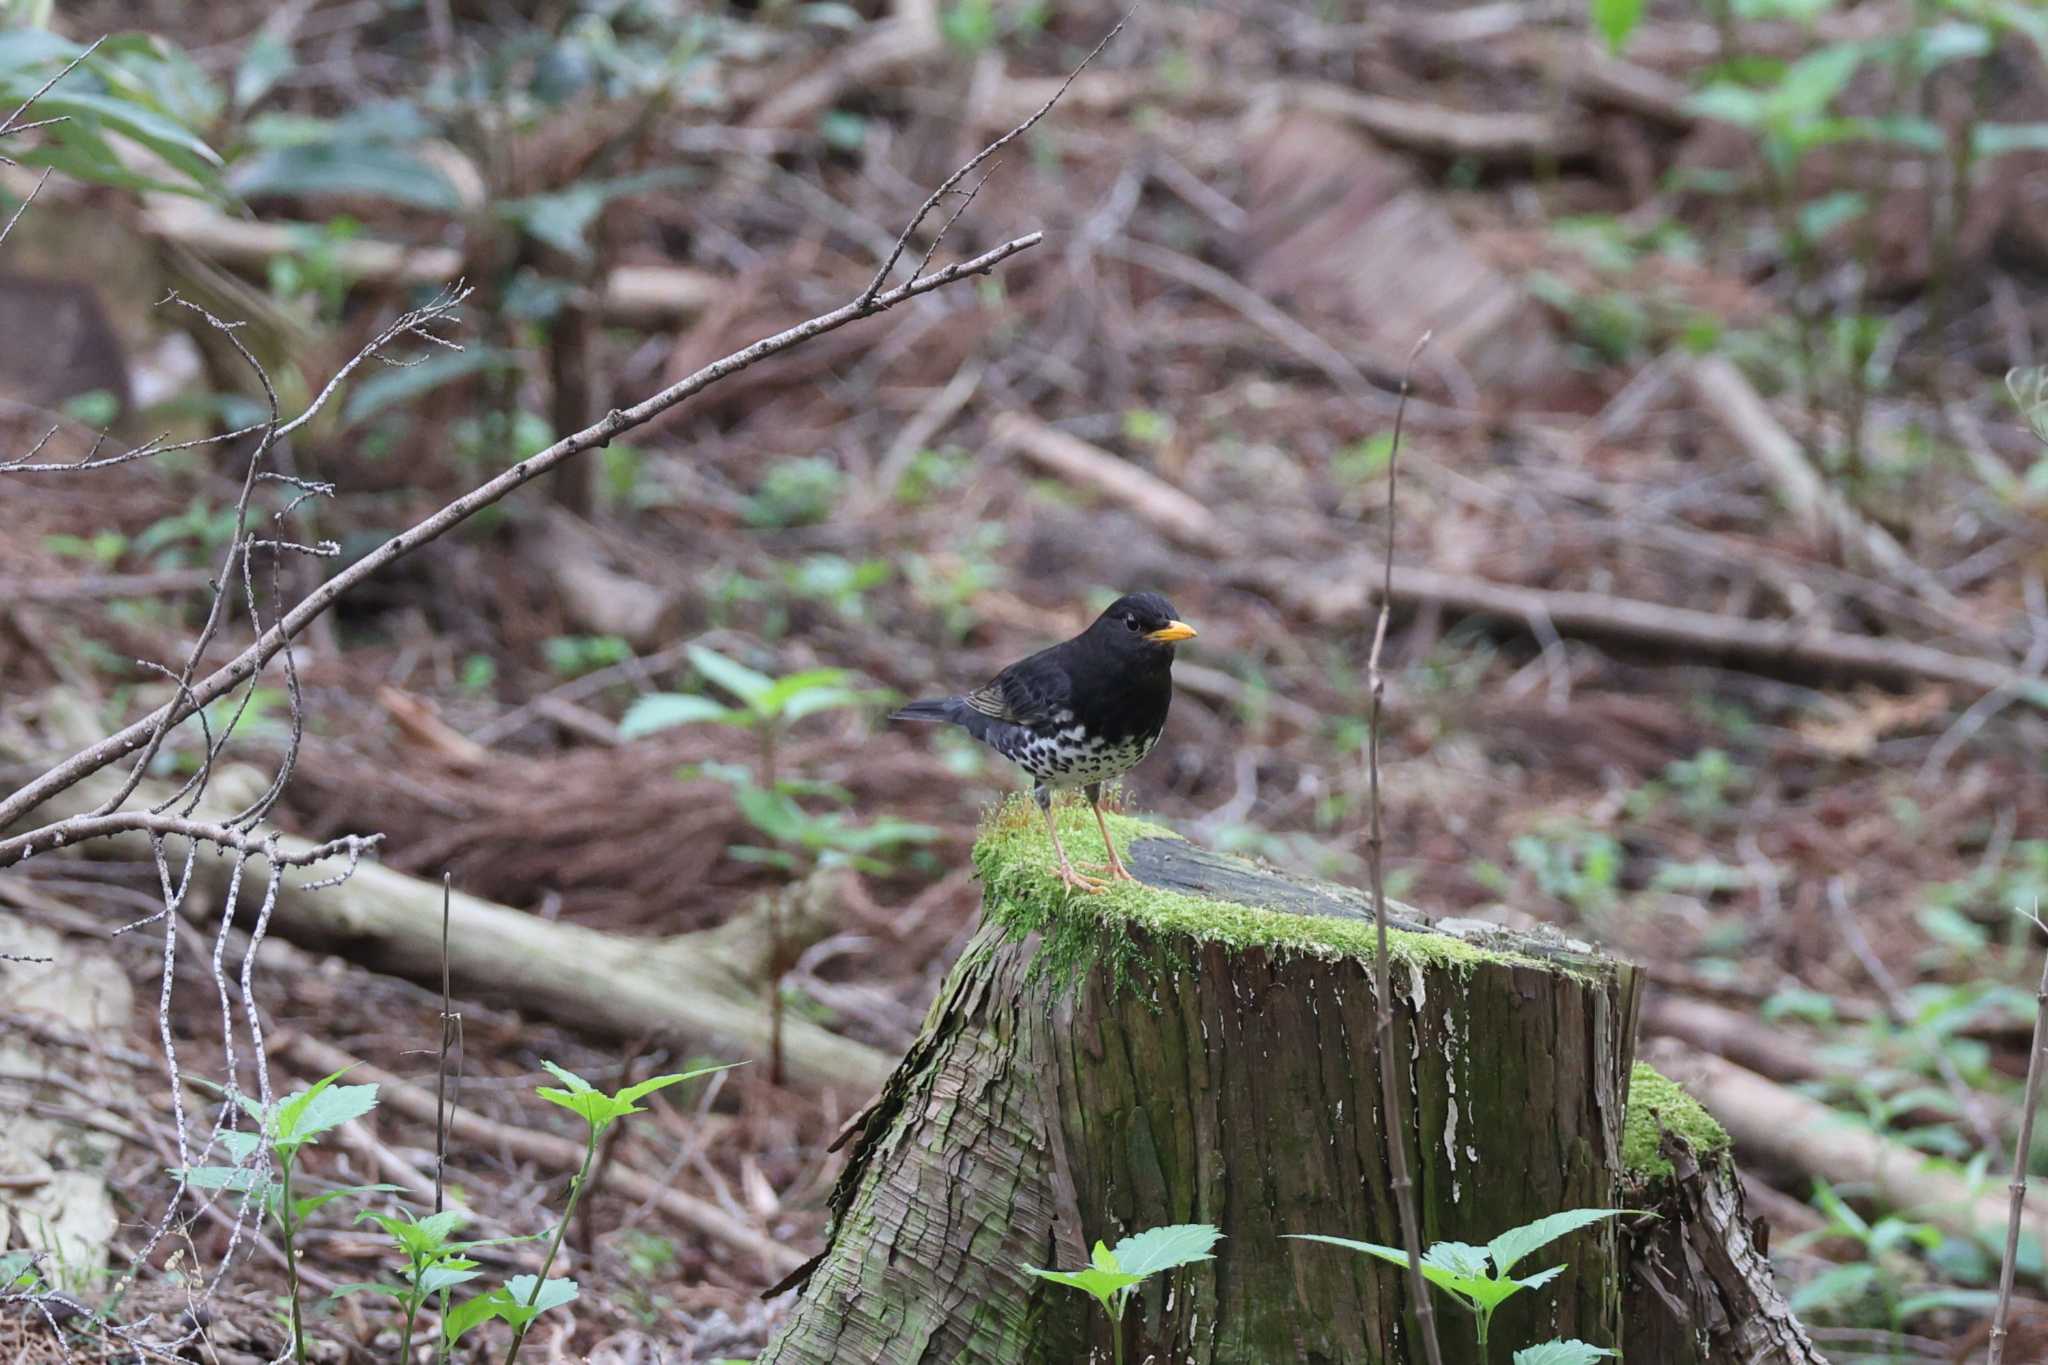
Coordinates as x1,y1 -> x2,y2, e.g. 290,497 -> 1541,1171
1364,333 -> 1445,1365
434,872 -> 459,1216
0,236 -> 1040,849
1988,919 -> 2048,1365
855,12 -> 1125,310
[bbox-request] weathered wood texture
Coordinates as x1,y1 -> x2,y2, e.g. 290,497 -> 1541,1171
1622,1131 -> 1829,1365
764,833 -> 1644,1364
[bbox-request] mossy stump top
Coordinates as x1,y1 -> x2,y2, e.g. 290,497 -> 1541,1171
764,799 -> 1645,1365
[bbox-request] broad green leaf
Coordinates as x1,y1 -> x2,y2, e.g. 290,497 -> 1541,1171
1789,1260 -> 1879,1313
1091,1241 -> 1120,1275
619,693 -> 737,738
779,685 -> 885,723
173,1164 -> 268,1194
1022,1263 -> 1145,1315
343,348 -> 513,426
1912,20 -> 1990,73
1772,43 -> 1864,122
687,646 -> 774,707
327,1281 -> 407,1302
443,1290 -> 508,1345
24,90 -> 224,184
1514,1264 -> 1566,1294
1513,1341 -> 1618,1365
756,669 -> 854,715
233,30 -> 293,110
540,1060 -> 595,1094
419,1265 -> 481,1293
219,1129 -> 263,1162
1487,1208 -> 1624,1276
1421,1240 -> 1491,1279
536,1086 -> 634,1131
279,1081 -> 379,1144
1689,83 -> 1766,129
1589,0 -> 1643,53
614,1062 -> 744,1107
1110,1223 -> 1221,1279
230,142 -> 462,212
735,784 -> 807,842
501,185 -> 604,259
499,1275 -> 579,1326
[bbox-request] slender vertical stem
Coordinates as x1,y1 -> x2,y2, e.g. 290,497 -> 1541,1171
396,1282 -> 420,1364
1987,941 -> 2048,1365
1365,335 -> 1445,1365
278,1153 -> 308,1363
503,1128 -> 599,1363
434,873 -> 453,1215
763,722 -> 786,1086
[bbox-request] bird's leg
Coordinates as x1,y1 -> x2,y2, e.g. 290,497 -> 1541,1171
1084,783 -> 1137,882
1040,789 -> 1107,893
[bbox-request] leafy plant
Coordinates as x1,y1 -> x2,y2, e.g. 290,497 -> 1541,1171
621,648 -> 923,1081
1290,1208 -> 1625,1361
334,1208 -> 511,1363
1023,1223 -> 1220,1365
1513,1343 -> 1616,1365
497,1060 -> 738,1361
175,1069 -> 390,1364
742,455 -> 844,528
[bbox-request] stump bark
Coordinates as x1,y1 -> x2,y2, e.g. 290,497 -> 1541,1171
763,804 -> 1645,1364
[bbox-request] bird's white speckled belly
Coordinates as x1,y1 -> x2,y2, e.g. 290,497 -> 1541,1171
999,727 -> 1159,789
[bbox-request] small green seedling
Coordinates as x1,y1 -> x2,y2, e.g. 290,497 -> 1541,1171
495,1059 -> 741,1363
1290,1208 -> 1625,1361
332,1208 -> 529,1364
175,1069 -> 393,1364
1023,1223 -> 1220,1365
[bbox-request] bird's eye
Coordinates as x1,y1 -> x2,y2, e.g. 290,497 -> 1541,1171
1124,616 -> 1142,632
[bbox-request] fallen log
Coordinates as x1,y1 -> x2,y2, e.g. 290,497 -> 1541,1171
2,729 -> 894,1095
764,801 -> 1645,1363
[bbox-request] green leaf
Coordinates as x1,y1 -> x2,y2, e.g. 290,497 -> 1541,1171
498,1275 -> 579,1327
24,89 -> 224,184
229,142 -> 461,212
173,1164 -> 269,1194
419,1265 -> 482,1294
1486,1208 -> 1625,1277
539,1061 -> 596,1094
343,348 -> 513,426
327,1280 -> 408,1302
276,1078 -> 379,1145
688,646 -> 774,707
219,1129 -> 264,1162
1022,1263 -> 1146,1316
614,1062 -> 744,1108
619,693 -> 738,738
1589,0 -> 1643,53
233,30 -> 293,110
1912,20 -> 1990,73
1110,1224 -> 1221,1279
443,1290 -> 508,1346
500,185 -> 604,259
1421,1241 -> 1492,1279
1513,1341 -> 1618,1365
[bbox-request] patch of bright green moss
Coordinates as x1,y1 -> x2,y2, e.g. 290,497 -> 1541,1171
1622,1062 -> 1730,1180
971,793 -> 1543,988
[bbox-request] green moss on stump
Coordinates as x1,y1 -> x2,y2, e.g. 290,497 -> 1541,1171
1622,1062 -> 1731,1180
972,794 -> 1541,986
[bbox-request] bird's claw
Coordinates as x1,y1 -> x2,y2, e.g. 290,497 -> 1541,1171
1078,860 -> 1138,883
1058,865 -> 1110,894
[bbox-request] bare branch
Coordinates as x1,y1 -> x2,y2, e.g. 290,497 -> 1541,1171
0,812 -> 378,869
0,232 -> 1040,846
855,13 -> 1125,310
1363,332 -> 1444,1365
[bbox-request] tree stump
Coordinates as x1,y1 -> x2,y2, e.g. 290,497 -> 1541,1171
763,802 -> 1645,1364
1619,1064 -> 1828,1365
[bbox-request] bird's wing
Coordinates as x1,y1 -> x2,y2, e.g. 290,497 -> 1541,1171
964,647 -> 1071,728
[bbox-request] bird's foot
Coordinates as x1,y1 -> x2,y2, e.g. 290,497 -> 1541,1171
1078,858 -> 1139,883
1056,862 -> 1110,894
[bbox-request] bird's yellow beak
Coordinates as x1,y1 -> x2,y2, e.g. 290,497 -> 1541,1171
1146,620 -> 1198,643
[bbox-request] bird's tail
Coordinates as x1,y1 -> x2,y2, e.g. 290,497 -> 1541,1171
889,697 -> 965,724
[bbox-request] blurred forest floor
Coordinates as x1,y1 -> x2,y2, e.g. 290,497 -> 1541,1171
6,0 -> 2048,1360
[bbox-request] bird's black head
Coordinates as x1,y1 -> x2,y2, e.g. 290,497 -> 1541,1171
1087,592 -> 1198,658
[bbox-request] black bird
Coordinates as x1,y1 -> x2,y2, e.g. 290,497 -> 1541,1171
892,593 -> 1197,892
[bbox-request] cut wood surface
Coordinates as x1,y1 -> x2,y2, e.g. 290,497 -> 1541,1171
764,804 -> 1643,1364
